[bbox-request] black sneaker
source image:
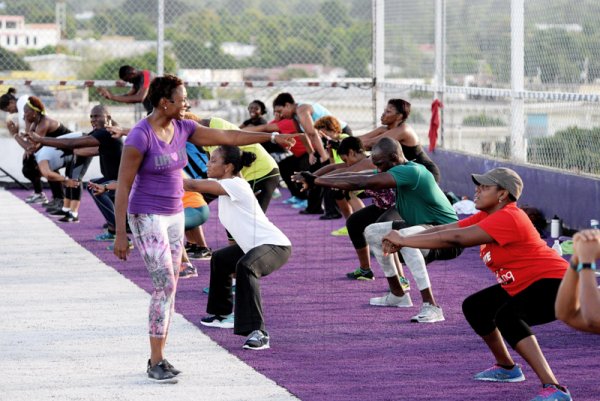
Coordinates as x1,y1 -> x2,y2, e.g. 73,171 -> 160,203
148,359 -> 181,376
147,360 -> 178,383
49,208 -> 69,217
243,330 -> 270,350
59,211 -> 79,223
188,246 -> 212,260
200,314 -> 234,329
346,268 -> 375,280
44,199 -> 63,210
179,263 -> 198,279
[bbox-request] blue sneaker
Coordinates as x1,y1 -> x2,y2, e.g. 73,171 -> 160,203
292,200 -> 308,209
95,231 -> 116,241
283,196 -> 300,204
530,384 -> 571,401
473,364 -> 525,382
203,285 -> 236,294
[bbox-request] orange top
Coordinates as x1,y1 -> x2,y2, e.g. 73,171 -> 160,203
182,170 -> 207,209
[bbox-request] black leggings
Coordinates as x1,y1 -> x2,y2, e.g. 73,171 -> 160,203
64,155 -> 92,201
462,279 -> 561,349
347,204 -> 401,249
246,168 -> 280,212
22,154 -> 43,193
206,243 -> 291,336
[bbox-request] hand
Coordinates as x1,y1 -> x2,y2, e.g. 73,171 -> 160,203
182,178 -> 196,192
24,131 -> 42,143
87,182 -> 106,196
63,178 -> 80,188
113,234 -> 131,261
96,87 -> 112,99
291,171 -> 312,192
115,80 -> 128,87
6,120 -> 18,136
309,153 -> 317,165
382,230 -> 404,256
573,229 -> 600,264
106,126 -> 129,139
274,133 -> 297,150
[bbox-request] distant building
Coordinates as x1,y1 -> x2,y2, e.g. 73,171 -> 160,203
0,15 -> 60,51
24,54 -> 83,78
61,36 -> 160,59
220,42 -> 256,60
535,23 -> 583,33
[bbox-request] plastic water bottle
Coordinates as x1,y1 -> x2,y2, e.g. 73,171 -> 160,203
591,219 -> 599,229
551,215 -> 561,239
552,239 -> 563,256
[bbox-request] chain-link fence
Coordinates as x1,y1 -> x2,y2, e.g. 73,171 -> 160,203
2,0 -> 600,177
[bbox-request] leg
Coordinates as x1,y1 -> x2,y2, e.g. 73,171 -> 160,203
128,213 -> 184,366
87,178 -> 117,230
365,221 -> 406,294
250,171 -> 280,212
234,245 -> 291,335
346,205 -> 388,270
207,244 -> 244,317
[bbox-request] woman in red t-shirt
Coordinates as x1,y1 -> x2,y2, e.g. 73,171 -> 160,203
380,167 -> 571,401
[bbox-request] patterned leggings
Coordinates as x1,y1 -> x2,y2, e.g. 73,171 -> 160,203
128,212 -> 184,338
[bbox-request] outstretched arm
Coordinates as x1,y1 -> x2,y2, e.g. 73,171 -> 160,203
26,132 -> 100,150
314,171 -> 395,191
381,224 -> 491,255
183,178 -> 228,197
188,124 -> 296,149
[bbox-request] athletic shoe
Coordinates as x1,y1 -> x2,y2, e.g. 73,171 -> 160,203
319,212 -> 342,220
200,314 -> 234,329
370,292 -> 413,307
399,276 -> 411,292
95,231 -> 116,241
410,303 -> 445,323
147,358 -> 181,376
331,226 -> 349,236
283,196 -> 301,204
107,240 -> 134,251
49,208 -> 69,217
272,188 -> 282,199
179,263 -> 197,279
292,200 -> 309,209
44,199 -> 63,210
530,384 -> 572,401
147,360 -> 177,383
188,246 -> 212,260
58,211 -> 79,223
243,330 -> 270,350
473,364 -> 525,382
346,268 -> 374,281
25,192 -> 47,204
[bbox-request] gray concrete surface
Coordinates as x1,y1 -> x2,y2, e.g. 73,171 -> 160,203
0,189 -> 298,401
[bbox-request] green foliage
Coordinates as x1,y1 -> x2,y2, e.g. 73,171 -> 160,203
0,48 -> 30,70
463,113 -> 506,127
528,126 -> 600,175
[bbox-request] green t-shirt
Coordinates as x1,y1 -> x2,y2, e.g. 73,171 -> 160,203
205,117 -> 278,181
387,161 -> 457,226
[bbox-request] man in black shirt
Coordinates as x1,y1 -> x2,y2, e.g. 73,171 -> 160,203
97,65 -> 155,114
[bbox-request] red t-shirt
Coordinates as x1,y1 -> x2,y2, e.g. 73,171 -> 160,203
458,203 -> 567,296
271,118 -> 307,157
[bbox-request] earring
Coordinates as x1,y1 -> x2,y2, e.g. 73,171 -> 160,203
164,106 -> 167,110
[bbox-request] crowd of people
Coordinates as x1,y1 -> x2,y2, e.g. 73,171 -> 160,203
2,71 -> 598,400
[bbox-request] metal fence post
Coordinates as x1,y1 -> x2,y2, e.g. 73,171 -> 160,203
157,0 -> 165,76
510,0 -> 526,162
434,0 -> 446,147
372,0 -> 385,129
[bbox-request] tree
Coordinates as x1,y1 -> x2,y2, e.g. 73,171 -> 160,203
0,48 -> 31,70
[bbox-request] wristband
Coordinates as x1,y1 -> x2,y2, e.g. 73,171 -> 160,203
576,262 -> 597,272
270,132 -> 279,144
104,184 -> 108,191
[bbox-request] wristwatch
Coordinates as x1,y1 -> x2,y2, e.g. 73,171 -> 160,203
103,184 -> 108,191
576,262 -> 597,272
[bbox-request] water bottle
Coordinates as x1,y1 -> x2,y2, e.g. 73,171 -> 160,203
591,219 -> 599,229
550,215 -> 560,239
552,239 -> 563,256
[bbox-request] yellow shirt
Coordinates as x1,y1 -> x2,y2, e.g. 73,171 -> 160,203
205,117 -> 278,181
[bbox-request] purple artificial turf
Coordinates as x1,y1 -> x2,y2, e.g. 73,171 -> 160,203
12,189 -> 600,401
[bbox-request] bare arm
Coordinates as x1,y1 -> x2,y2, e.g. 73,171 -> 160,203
315,171 -> 396,191
183,178 -> 228,196
27,132 -> 100,150
74,146 -> 99,157
188,124 -> 296,149
556,230 -> 600,333
113,146 -> 143,260
97,86 -> 147,104
382,224 -> 492,255
242,123 -> 281,133
297,105 -> 327,161
361,126 -> 405,149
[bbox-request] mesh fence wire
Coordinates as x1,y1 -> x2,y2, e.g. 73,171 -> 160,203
1,0 -> 600,177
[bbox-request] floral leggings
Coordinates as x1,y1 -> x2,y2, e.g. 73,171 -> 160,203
128,212 -> 184,338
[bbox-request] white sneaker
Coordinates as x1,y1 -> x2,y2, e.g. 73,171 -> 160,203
410,303 -> 445,323
369,292 -> 413,307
